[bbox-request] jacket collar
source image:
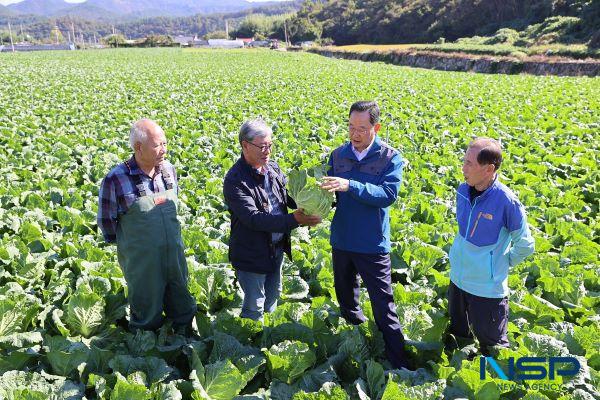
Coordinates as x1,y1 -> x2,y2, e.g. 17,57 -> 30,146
458,175 -> 499,203
339,136 -> 383,161
238,155 -> 272,180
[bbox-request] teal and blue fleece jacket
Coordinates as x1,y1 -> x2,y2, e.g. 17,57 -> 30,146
449,177 -> 535,298
327,136 -> 404,254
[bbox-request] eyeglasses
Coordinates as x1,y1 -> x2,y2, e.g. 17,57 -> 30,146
348,126 -> 371,136
245,140 -> 274,153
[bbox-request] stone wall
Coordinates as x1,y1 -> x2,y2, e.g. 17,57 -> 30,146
308,49 -> 600,77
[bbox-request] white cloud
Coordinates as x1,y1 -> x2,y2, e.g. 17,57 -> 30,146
1,0 -> 287,5
1,0 -> 93,5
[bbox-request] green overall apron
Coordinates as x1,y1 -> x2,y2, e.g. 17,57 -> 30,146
116,164 -> 197,331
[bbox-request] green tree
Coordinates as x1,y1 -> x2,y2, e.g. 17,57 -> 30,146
203,30 -> 228,40
143,34 -> 174,47
104,34 -> 125,47
49,25 -> 65,43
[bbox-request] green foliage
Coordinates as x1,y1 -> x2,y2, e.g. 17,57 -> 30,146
265,340 -> 317,384
104,34 -> 126,47
140,35 -> 175,47
0,2 -> 300,43
232,13 -> 293,40
414,42 -> 599,59
288,167 -> 334,219
203,30 -> 229,40
0,371 -> 83,399
0,48 -> 598,400
191,359 -> 246,400
188,263 -> 235,313
110,372 -> 151,400
64,286 -> 105,338
288,0 -> 598,46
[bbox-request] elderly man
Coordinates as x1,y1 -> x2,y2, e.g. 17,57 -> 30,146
97,119 -> 197,333
223,118 -> 320,321
320,101 -> 408,369
448,137 -> 534,354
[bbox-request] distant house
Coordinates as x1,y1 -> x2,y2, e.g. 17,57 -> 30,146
192,39 -> 210,48
191,38 -> 244,49
236,37 -> 253,46
173,35 -> 194,46
0,43 -> 75,52
207,39 -> 244,49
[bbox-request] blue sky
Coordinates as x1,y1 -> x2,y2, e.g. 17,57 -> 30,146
1,0 -> 282,5
1,0 -> 84,4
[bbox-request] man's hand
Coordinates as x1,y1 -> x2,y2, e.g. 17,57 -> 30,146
293,209 -> 322,226
320,176 -> 350,192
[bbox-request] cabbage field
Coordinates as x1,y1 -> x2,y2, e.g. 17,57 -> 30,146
0,48 -> 598,399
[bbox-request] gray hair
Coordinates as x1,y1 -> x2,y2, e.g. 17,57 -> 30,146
129,119 -> 151,150
239,118 -> 272,146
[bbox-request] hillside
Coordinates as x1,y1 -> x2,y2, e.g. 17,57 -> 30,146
0,1 -> 300,41
7,0 -> 71,16
0,4 -> 13,16
289,0 -> 599,48
6,0 -> 292,20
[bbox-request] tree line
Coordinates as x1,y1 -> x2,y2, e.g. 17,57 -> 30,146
286,0 -> 599,46
1,0 -> 598,47
0,2 -> 300,44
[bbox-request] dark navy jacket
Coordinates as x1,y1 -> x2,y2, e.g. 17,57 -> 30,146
223,156 -> 298,273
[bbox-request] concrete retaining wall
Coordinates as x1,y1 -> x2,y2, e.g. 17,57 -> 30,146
308,48 -> 600,77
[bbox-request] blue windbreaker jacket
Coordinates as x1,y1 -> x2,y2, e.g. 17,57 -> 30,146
327,136 -> 404,254
449,177 -> 535,298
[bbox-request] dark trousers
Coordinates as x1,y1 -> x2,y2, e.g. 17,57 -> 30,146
332,248 -> 407,369
448,281 -> 509,353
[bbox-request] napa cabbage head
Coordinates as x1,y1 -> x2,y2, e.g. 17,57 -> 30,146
288,166 -> 333,219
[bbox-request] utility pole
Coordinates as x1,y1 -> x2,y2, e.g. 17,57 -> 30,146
225,20 -> 228,38
71,22 -> 75,44
55,26 -> 59,44
20,23 -> 24,43
284,20 -> 289,47
8,21 -> 15,52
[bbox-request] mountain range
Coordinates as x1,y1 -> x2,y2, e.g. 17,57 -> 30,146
0,4 -> 11,15
5,0 -> 287,20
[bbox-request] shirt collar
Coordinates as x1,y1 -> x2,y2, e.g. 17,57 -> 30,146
352,138 -> 376,159
341,135 -> 382,161
124,155 -> 144,176
240,155 -> 270,178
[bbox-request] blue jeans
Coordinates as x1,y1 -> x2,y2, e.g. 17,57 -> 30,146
236,248 -> 284,321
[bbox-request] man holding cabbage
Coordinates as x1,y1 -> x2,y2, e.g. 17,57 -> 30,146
223,119 -> 321,321
320,101 -> 409,369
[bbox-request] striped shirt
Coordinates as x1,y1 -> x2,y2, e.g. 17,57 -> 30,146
97,156 -> 178,243
259,165 -> 284,244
